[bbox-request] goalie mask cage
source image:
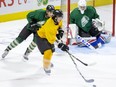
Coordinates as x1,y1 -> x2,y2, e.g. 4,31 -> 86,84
61,0 -> 115,44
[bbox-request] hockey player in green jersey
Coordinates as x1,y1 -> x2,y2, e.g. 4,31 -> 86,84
1,5 -> 55,60
69,0 -> 111,49
70,0 -> 100,37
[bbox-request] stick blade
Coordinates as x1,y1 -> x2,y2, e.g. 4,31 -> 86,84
86,79 -> 94,83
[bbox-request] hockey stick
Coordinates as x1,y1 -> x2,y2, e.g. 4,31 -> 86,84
67,26 -> 96,49
66,51 -> 88,66
66,50 -> 96,66
66,50 -> 94,83
56,39 -> 95,66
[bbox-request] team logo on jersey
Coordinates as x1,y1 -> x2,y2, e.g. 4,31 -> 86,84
81,15 -> 89,27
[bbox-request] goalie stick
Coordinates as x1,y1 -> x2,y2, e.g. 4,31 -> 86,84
76,35 -> 96,49
67,25 -> 95,49
66,50 -> 94,83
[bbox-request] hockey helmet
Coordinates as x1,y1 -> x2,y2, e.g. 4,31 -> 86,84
78,0 -> 86,7
78,0 -> 87,14
46,5 -> 55,12
53,9 -> 63,18
52,9 -> 63,25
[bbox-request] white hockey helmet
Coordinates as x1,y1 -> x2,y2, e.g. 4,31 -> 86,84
78,0 -> 87,14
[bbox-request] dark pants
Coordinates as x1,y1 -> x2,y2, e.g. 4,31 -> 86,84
78,29 -> 91,37
16,24 -> 36,43
35,34 -> 55,54
79,25 -> 101,38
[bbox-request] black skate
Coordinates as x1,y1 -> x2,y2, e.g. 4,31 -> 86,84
23,48 -> 30,61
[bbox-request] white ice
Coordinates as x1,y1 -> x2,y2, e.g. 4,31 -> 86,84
0,5 -> 116,87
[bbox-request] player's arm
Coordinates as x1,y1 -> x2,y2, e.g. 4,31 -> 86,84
56,28 -> 64,40
92,7 -> 99,19
27,10 -> 37,24
56,21 -> 64,40
27,10 -> 41,32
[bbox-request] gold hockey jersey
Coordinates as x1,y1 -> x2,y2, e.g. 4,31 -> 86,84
37,17 -> 62,44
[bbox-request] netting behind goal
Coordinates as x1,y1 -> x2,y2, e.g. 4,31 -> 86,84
60,0 -> 115,44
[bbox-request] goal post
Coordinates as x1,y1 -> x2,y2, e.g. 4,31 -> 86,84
112,0 -> 115,36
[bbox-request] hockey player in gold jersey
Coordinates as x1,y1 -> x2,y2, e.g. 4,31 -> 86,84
35,9 -> 69,75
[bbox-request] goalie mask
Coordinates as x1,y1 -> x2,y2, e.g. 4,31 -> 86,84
52,9 -> 63,25
78,0 -> 87,14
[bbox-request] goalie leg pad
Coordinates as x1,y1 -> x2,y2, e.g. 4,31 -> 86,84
89,36 -> 105,48
101,30 -> 112,43
69,24 -> 78,38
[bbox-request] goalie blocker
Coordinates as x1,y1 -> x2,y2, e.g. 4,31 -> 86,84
68,24 -> 112,49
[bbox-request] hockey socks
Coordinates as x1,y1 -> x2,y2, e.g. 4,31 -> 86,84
2,37 -> 24,58
23,41 -> 36,61
26,41 -> 36,53
43,49 -> 53,75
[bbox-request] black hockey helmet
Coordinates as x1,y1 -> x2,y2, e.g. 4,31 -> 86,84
52,9 -> 63,25
53,9 -> 63,18
46,5 -> 55,12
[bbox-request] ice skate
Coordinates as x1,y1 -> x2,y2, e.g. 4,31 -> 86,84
22,48 -> 30,62
1,50 -> 9,59
23,55 -> 29,62
43,63 -> 54,75
44,68 -> 51,75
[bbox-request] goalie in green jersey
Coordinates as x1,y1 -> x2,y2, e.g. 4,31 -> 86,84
69,0 -> 111,48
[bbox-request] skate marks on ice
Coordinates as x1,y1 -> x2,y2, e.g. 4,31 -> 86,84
0,28 -> 21,45
0,60 -> 48,82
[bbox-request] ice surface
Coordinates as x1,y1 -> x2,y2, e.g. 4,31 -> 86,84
0,5 -> 116,87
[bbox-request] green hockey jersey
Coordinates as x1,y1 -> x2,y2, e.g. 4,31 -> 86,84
26,9 -> 48,30
70,6 -> 99,32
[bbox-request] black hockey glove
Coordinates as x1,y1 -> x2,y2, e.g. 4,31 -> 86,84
29,18 -> 37,25
56,29 -> 64,40
58,43 -> 69,51
29,21 -> 40,33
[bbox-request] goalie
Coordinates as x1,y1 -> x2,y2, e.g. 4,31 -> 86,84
69,0 -> 111,49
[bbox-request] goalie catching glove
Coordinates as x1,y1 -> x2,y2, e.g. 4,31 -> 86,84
58,43 -> 69,51
56,29 -> 64,40
92,18 -> 105,31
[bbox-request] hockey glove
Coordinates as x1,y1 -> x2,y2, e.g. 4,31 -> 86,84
56,29 -> 64,40
58,43 -> 69,51
29,21 -> 40,33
